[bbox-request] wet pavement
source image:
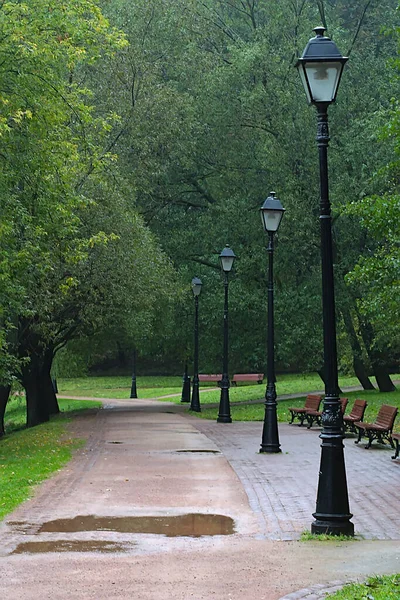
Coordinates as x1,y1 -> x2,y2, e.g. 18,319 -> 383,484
0,396 -> 399,599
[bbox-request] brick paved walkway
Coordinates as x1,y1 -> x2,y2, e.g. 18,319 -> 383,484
190,418 -> 400,541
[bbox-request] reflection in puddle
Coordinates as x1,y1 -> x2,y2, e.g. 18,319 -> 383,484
39,513 -> 235,537
12,540 -> 127,554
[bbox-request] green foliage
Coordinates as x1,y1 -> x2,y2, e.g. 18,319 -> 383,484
93,0 -> 400,376
0,0 -> 179,393
1,0 -> 399,382
326,574 -> 400,600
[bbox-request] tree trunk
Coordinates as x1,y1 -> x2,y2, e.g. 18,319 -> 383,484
358,320 -> 396,392
43,349 -> 59,415
340,306 -> 375,390
0,385 -> 11,437
372,364 -> 396,393
317,366 -> 342,394
21,359 -> 50,428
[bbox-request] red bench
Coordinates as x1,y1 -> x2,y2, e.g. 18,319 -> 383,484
306,397 -> 348,429
343,398 -> 367,433
232,373 -> 264,385
198,374 -> 222,384
355,404 -> 398,449
288,394 -> 322,426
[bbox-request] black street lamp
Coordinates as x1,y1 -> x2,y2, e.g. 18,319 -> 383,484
259,192 -> 285,453
190,277 -> 202,412
297,27 -> 354,536
217,245 -> 236,423
180,362 -> 191,403
130,348 -> 138,399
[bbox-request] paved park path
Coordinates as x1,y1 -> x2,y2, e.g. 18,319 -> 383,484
0,396 -> 399,599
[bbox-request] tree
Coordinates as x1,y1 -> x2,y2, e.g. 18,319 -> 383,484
0,0 -> 178,428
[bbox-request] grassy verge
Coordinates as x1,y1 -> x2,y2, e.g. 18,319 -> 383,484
0,398 -> 102,520
57,372 -> 399,404
326,574 -> 400,599
194,388 -> 400,431
57,375 -> 183,399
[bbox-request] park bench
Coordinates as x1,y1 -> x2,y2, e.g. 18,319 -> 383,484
232,373 -> 264,385
288,394 -> 322,426
354,404 -> 398,449
305,397 -> 348,429
343,398 -> 368,433
198,374 -> 222,384
391,433 -> 400,460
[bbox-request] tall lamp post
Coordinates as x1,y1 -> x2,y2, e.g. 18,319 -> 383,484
217,245 -> 236,423
259,192 -> 285,453
190,277 -> 202,412
297,27 -> 354,536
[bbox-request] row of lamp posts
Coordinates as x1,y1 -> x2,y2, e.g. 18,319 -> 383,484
183,27 -> 354,536
187,194 -> 285,443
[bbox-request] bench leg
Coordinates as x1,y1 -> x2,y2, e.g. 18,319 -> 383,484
364,430 -> 376,449
306,414 -> 319,429
355,427 -> 363,444
392,439 -> 399,460
298,413 -> 306,427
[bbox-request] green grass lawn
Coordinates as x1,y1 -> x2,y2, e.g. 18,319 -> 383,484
0,397 -> 102,520
195,388 -> 400,432
55,372 -> 400,432
57,372 -> 397,403
326,574 -> 400,599
57,375 -> 183,399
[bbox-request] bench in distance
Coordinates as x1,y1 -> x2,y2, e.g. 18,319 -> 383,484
232,373 -> 264,386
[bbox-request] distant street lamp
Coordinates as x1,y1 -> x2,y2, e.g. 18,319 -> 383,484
217,246 -> 236,423
259,192 -> 285,453
297,27 -> 353,536
180,362 -> 191,403
130,348 -> 138,399
190,277 -> 202,412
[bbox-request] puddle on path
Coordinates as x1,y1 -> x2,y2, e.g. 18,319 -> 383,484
38,513 -> 235,537
12,540 -> 128,554
175,449 -> 220,453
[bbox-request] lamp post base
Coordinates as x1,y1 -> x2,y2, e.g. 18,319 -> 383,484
260,444 -> 281,454
217,415 -> 232,423
260,385 -> 281,453
217,385 -> 232,423
311,517 -> 354,537
190,380 -> 201,412
130,378 -> 138,399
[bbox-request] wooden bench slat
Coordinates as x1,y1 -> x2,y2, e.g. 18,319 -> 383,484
343,399 -> 367,433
